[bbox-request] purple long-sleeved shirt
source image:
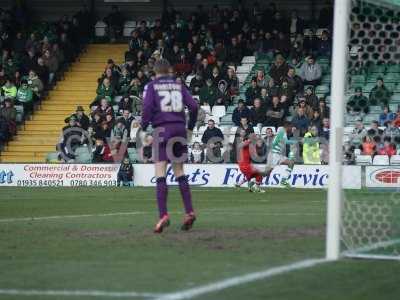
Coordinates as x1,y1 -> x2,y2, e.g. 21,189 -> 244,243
141,76 -> 198,130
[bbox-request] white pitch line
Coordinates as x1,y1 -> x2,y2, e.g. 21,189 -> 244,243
156,258 -> 329,300
0,210 -> 323,223
0,211 -> 146,223
0,288 -> 163,298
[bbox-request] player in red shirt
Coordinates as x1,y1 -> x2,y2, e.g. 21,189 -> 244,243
235,134 -> 265,193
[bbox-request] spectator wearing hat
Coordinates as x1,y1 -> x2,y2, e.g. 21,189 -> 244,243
232,100 -> 251,127
58,116 -> 83,160
245,77 -> 261,105
16,79 -> 33,113
72,106 -> 90,130
369,77 -> 392,106
199,78 -> 221,107
347,87 -> 369,115
299,56 -> 322,86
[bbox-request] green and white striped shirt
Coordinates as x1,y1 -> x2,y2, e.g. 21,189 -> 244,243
272,127 -> 287,154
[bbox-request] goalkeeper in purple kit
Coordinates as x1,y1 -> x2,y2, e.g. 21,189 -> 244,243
141,59 -> 199,233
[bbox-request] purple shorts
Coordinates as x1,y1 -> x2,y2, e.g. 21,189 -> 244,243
152,123 -> 187,162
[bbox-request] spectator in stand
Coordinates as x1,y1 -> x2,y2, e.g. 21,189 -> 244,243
1,78 -> 17,100
255,69 -> 268,88
361,135 -> 376,156
94,78 -> 115,105
189,72 -> 204,96
225,67 -> 239,98
104,5 -> 124,42
42,49 -> 59,84
316,30 -> 332,57
379,106 -> 396,126
35,57 -> 49,85
369,77 -> 392,106
292,107 -> 310,137
232,100 -> 251,127
111,118 -> 128,142
297,98 -> 314,119
199,78 -> 221,107
0,115 -> 9,148
226,36 -> 243,65
92,138 -> 111,163
94,98 -> 113,119
190,142 -> 205,163
16,79 -> 33,113
378,136 -> 396,156
71,106 -> 90,131
245,77 -> 261,105
310,109 -> 322,130
289,10 -> 305,38
299,56 -> 322,86
369,120 -> 383,137
117,68 -> 132,95
0,98 -> 16,136
120,110 -> 134,133
26,69 -> 43,99
250,98 -> 266,126
129,119 -> 140,148
304,86 -> 319,110
201,119 -> 224,146
95,120 -> 112,140
265,95 -> 285,129
140,134 -> 153,163
274,32 -> 291,57
384,120 -> 400,140
318,98 -> 330,118
58,116 -> 83,161
320,117 -> 330,141
118,96 -> 133,113
347,87 -> 369,115
269,54 -> 289,85
237,117 -> 254,136
350,119 -> 367,145
264,127 -> 275,154
285,66 -> 303,96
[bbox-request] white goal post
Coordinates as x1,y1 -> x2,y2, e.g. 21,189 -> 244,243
326,0 -> 351,261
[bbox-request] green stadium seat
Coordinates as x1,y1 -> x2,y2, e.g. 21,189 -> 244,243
351,75 -> 365,85
226,106 -> 235,114
366,73 -> 384,83
46,152 -> 59,163
391,94 -> 400,103
369,106 -> 382,113
368,64 -> 386,74
76,152 -> 92,163
315,85 -> 330,95
386,64 -> 400,73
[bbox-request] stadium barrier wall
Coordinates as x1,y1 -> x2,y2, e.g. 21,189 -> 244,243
365,166 -> 400,188
0,164 -> 362,189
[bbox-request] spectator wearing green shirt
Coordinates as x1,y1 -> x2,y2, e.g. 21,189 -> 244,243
347,87 -> 369,114
117,68 -> 132,95
94,78 -> 115,105
3,58 -> 18,78
1,78 -> 17,100
199,78 -> 221,107
369,78 -> 392,106
16,80 -> 34,113
27,70 -> 44,99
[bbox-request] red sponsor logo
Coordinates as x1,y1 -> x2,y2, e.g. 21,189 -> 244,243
373,170 -> 400,184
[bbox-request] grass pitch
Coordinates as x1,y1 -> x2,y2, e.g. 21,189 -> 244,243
0,187 -> 399,300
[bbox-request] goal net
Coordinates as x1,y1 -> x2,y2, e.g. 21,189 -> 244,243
330,0 -> 400,260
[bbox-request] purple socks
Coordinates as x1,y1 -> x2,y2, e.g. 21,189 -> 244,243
177,175 -> 194,214
156,177 -> 168,218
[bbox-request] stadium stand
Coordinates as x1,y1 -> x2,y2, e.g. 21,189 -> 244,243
1,1 -> 399,165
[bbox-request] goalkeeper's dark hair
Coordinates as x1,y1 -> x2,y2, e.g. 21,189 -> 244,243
154,59 -> 171,75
